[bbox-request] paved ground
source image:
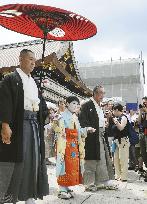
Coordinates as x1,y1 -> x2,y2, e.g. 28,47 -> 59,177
14,158 -> 147,204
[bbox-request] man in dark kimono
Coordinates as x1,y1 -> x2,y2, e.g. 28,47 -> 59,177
0,49 -> 49,204
79,85 -> 114,191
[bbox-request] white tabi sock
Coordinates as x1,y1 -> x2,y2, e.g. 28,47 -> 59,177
25,198 -> 35,204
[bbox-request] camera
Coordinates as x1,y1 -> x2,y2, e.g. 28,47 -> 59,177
139,103 -> 147,109
139,104 -> 143,109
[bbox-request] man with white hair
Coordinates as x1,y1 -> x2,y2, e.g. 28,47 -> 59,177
79,85 -> 115,191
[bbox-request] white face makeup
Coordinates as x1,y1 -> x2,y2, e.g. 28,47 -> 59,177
67,101 -> 79,113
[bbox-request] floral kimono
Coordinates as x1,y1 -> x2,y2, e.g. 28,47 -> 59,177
53,109 -> 87,186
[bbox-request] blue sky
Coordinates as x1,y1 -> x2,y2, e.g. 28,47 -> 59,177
0,0 -> 147,94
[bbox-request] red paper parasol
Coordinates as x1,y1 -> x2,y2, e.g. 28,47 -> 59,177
0,4 -> 97,41
0,3 -> 97,63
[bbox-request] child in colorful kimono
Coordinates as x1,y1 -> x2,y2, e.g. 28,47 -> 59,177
53,96 -> 95,199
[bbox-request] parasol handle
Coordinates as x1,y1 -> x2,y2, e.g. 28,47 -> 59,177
39,31 -> 48,90
42,31 -> 47,63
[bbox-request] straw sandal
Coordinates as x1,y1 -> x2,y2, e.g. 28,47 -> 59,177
85,184 -> 98,192
105,185 -> 118,190
58,191 -> 73,199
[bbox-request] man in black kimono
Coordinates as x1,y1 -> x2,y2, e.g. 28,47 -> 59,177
0,49 -> 49,204
79,85 -> 114,191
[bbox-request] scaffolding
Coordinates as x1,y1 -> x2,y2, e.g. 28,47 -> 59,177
78,58 -> 145,104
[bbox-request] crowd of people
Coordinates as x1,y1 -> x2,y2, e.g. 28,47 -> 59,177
0,49 -> 147,203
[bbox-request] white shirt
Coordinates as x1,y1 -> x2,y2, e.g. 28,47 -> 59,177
16,68 -> 40,111
91,97 -> 105,128
127,113 -> 138,123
